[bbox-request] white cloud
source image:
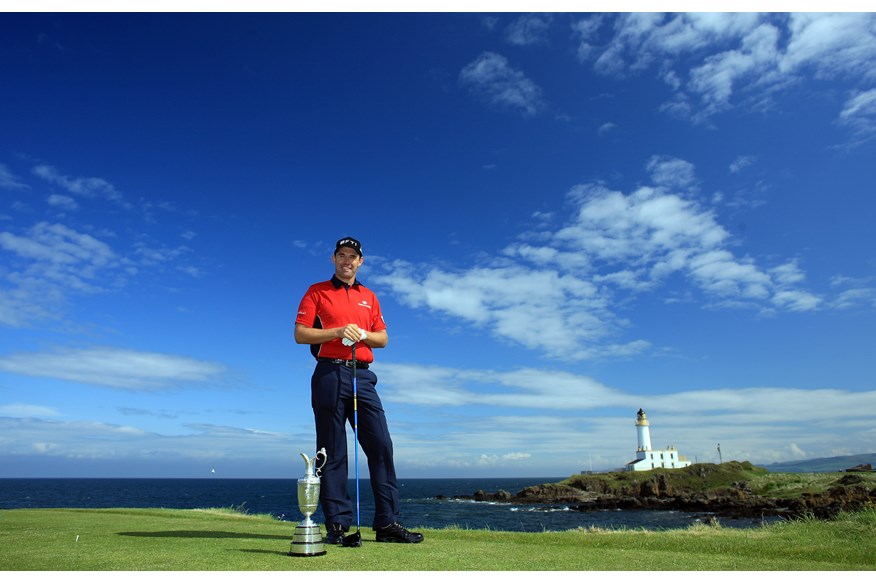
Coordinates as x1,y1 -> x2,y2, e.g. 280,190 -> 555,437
0,163 -> 29,190
729,155 -> 756,173
47,194 -> 79,211
781,13 -> 876,81
577,13 -> 762,77
0,416 -> 298,472
771,289 -> 822,311
380,363 -> 624,409
0,403 -> 61,417
134,241 -> 193,266
571,14 -> 606,62
459,52 -> 546,117
573,13 -> 876,131
837,88 -> 876,146
0,222 -> 114,267
598,122 -> 617,135
0,212 -> 202,326
829,287 -> 876,310
687,22 -> 782,120
504,13 -> 553,46
3,360 -> 873,475
0,346 -> 227,391
558,179 -> 729,268
770,260 -> 806,286
376,261 -> 642,360
375,156 -> 822,361
32,164 -> 125,205
376,361 -> 876,470
646,155 -> 697,190
687,250 -> 770,299
0,222 -> 121,321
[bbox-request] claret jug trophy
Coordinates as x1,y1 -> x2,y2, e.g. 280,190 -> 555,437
289,447 -> 327,557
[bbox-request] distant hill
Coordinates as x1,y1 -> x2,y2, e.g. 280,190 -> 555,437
760,453 -> 876,473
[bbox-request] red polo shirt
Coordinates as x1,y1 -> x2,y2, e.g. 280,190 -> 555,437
295,275 -> 386,362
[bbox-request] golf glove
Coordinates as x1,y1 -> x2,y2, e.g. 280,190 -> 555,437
342,328 -> 368,346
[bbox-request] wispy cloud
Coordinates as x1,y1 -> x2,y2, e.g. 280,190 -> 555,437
32,164 -> 127,206
504,13 -> 553,47
0,221 -> 125,325
46,194 -> 79,211
0,403 -> 61,417
380,363 -> 623,409
0,416 -> 300,476
598,122 -> 617,136
729,155 -> 756,173
828,275 -> 876,310
3,361 -> 873,474
0,222 -> 114,272
1,159 -> 205,327
0,346 -> 227,391
459,52 -> 546,117
837,88 -> 876,147
0,163 -> 30,191
376,361 -> 876,471
573,13 -> 876,135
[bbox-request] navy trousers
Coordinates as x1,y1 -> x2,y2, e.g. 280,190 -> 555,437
311,360 -> 399,530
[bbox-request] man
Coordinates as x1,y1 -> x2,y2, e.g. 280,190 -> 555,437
294,236 -> 423,544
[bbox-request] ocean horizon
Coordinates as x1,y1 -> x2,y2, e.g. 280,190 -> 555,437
0,477 -> 781,532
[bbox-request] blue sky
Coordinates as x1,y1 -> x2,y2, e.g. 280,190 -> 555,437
1,11 -> 875,479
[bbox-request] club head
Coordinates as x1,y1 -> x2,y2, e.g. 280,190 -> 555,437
342,531 -> 362,548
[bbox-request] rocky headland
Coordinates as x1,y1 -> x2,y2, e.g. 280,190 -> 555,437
438,461 -> 876,520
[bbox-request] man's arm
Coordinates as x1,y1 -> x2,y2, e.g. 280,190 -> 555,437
295,323 -> 387,348
294,323 -> 340,345
363,328 -> 388,349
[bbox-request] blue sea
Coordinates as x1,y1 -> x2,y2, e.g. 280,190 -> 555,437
0,477 -> 780,532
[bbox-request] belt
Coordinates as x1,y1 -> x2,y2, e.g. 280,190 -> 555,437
317,358 -> 370,369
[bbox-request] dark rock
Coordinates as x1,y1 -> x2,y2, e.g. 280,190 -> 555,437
440,463 -> 876,521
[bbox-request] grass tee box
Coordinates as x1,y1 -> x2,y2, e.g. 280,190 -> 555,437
1,507 -> 876,570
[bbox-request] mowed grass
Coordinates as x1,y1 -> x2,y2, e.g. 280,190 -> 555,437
1,506 -> 875,571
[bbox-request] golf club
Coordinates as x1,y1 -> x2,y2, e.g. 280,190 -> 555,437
342,340 -> 363,548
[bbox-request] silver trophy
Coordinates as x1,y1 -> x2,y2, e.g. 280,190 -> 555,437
289,447 -> 327,557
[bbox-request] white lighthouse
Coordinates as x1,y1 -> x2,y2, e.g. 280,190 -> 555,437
625,408 -> 692,471
635,408 -> 652,452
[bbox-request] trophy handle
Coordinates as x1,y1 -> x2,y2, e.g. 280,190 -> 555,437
314,447 -> 327,476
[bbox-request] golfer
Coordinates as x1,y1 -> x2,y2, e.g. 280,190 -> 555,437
294,236 -> 423,545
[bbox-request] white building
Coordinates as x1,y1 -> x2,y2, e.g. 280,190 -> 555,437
625,408 -> 692,471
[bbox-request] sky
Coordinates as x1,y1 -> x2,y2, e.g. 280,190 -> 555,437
1,10 -> 875,479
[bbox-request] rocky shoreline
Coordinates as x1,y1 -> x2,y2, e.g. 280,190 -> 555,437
439,469 -> 876,520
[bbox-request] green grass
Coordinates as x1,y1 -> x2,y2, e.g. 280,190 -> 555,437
2,506 -> 876,570
559,461 -> 876,499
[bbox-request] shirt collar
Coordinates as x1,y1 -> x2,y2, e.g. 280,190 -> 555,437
331,274 -> 361,289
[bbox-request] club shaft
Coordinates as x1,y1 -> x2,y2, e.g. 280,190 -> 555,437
352,343 -> 360,533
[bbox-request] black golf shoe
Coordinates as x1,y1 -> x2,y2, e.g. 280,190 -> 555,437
375,522 -> 424,544
325,524 -> 347,545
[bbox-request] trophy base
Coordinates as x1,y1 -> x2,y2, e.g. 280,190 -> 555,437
289,524 -> 326,557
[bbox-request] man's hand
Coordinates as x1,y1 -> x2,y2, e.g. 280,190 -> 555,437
341,324 -> 368,346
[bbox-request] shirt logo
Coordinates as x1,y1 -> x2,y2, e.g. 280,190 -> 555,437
358,300 -> 371,309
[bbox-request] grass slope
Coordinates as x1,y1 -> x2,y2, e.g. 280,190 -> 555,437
557,461 -> 876,499
2,506 -> 875,571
